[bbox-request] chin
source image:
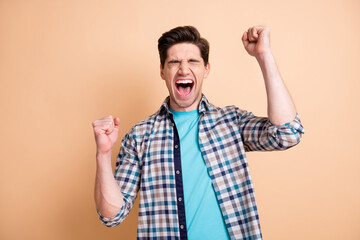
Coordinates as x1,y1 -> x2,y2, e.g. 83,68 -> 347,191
173,98 -> 198,110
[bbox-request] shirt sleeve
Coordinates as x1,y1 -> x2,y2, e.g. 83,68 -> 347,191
97,130 -> 141,227
238,110 -> 305,152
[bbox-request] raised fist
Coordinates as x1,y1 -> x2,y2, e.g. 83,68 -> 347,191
242,26 -> 271,57
92,116 -> 120,155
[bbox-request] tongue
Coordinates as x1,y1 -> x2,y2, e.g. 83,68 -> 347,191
178,85 -> 191,96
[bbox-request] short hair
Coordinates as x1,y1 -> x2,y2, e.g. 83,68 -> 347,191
158,26 -> 210,68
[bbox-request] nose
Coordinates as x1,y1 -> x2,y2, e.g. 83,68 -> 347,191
178,61 -> 191,75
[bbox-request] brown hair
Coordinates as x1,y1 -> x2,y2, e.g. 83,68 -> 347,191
158,26 -> 209,68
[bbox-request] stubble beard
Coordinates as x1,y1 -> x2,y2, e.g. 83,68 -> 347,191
170,91 -> 202,111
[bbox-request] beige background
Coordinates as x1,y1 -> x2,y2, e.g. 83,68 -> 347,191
1,0 -> 359,239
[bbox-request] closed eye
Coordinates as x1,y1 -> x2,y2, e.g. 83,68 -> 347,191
189,59 -> 200,63
168,60 -> 180,64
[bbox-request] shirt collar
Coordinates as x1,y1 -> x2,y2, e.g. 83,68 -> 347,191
159,94 -> 216,115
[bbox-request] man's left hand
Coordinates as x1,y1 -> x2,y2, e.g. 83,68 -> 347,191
242,26 -> 271,58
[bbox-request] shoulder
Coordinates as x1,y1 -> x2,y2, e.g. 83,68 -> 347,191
125,112 -> 157,137
203,97 -> 248,116
205,103 -> 249,121
123,109 -> 168,142
120,110 -> 166,162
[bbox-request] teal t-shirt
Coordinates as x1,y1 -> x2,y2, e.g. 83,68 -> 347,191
170,109 -> 230,240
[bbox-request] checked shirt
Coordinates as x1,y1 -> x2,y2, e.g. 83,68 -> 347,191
98,95 -> 305,240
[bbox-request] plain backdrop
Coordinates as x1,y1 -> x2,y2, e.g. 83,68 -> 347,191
0,0 -> 359,239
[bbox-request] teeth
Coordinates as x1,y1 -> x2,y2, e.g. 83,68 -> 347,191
176,80 -> 193,84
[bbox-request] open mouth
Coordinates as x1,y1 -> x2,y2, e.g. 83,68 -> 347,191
175,79 -> 194,97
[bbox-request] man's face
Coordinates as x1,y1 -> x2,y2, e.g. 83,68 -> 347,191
161,43 -> 210,112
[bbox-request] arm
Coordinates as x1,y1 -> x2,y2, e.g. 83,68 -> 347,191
92,116 -> 124,218
238,26 -> 304,151
238,109 -> 304,151
242,26 -> 297,125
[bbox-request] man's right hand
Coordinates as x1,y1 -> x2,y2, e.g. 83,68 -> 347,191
93,116 -> 124,219
92,116 -> 120,155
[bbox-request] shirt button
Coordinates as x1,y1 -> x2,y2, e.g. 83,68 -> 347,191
178,197 -> 182,201
176,170 -> 180,174
180,225 -> 184,229
174,145 -> 178,149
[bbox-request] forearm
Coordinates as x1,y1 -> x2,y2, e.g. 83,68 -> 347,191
95,152 -> 124,218
256,52 -> 297,125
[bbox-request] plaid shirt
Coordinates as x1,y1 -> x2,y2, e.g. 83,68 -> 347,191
98,95 -> 304,240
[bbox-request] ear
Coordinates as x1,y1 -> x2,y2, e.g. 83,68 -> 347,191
204,62 -> 210,78
160,64 -> 165,80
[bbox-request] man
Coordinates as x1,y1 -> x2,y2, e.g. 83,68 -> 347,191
92,26 -> 304,239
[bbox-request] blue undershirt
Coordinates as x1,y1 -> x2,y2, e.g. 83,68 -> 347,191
170,109 -> 230,240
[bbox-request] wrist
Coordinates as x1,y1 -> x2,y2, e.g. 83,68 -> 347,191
255,50 -> 273,63
96,149 -> 112,158
96,151 -> 112,168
